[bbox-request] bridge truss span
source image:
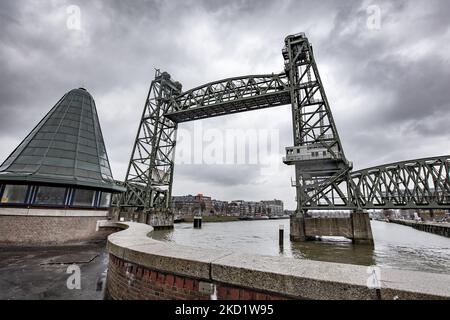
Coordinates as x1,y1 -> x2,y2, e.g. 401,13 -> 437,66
165,73 -> 290,122
350,155 -> 450,209
301,155 -> 450,210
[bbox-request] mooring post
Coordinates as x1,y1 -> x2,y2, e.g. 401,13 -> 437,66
279,225 -> 284,246
194,216 -> 202,229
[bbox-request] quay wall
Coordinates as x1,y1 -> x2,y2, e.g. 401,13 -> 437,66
389,219 -> 450,238
0,208 -> 118,245
105,222 -> 450,300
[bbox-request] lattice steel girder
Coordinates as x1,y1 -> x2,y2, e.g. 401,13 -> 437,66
117,182 -> 170,209
119,70 -> 182,210
164,74 -> 290,123
300,155 -> 450,210
283,33 -> 353,215
283,34 -> 345,154
351,155 -> 450,209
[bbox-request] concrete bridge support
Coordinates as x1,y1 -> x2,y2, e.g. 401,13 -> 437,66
115,207 -> 174,230
146,209 -> 174,230
290,215 -> 307,242
350,210 -> 374,244
290,210 -> 374,244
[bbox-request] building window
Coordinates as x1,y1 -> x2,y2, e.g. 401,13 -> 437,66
73,189 -> 96,207
34,186 -> 66,206
1,185 -> 28,204
99,192 -> 111,208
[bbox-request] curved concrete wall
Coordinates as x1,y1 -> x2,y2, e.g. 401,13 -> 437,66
105,222 -> 450,300
0,208 -> 110,245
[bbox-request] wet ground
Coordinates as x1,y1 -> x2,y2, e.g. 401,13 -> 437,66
0,242 -> 108,300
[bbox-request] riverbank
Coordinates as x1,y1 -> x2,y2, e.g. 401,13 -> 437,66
388,219 -> 450,238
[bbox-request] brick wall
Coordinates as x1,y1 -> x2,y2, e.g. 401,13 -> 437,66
216,286 -> 287,300
0,215 -> 112,245
106,254 -> 289,300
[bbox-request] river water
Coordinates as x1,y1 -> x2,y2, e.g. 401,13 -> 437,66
152,219 -> 450,275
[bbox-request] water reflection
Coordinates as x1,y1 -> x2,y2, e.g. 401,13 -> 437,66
151,220 -> 450,274
290,238 -> 375,266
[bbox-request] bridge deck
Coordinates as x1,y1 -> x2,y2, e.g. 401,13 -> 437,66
164,73 -> 290,123
164,90 -> 291,123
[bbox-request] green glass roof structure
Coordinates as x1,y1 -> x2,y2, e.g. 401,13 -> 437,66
0,88 -> 124,192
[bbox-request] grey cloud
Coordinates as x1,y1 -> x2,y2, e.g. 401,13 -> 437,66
175,164 -> 264,187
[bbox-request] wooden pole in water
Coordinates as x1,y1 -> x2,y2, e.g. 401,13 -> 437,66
279,225 -> 284,246
194,216 -> 202,229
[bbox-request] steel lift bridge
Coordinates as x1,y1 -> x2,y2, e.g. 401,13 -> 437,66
117,33 -> 450,241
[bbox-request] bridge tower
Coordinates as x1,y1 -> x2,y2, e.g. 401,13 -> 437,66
282,33 -> 370,242
117,70 -> 182,228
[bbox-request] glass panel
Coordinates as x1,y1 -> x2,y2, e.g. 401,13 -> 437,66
73,189 -> 96,207
15,155 -> 43,165
58,126 -> 78,135
78,145 -> 97,155
34,186 -> 66,206
78,161 -> 99,172
48,149 -> 75,159
99,192 -> 111,208
52,141 -> 77,151
1,185 -> 28,204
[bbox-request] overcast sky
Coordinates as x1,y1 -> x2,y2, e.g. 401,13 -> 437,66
1,0 -> 449,209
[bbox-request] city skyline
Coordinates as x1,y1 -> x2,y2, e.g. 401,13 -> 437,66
171,193 -> 286,218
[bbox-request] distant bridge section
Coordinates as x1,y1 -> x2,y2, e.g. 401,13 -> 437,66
350,155 -> 450,209
302,155 -> 450,210
165,73 -> 290,122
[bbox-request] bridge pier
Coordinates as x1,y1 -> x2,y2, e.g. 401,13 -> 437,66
350,210 -> 374,244
290,215 -> 306,242
290,210 -> 374,244
146,209 -> 174,230
115,208 -> 174,230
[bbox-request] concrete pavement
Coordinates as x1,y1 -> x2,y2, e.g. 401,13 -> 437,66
0,242 -> 108,300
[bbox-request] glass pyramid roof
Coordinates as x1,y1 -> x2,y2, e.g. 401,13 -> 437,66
0,88 -> 124,192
